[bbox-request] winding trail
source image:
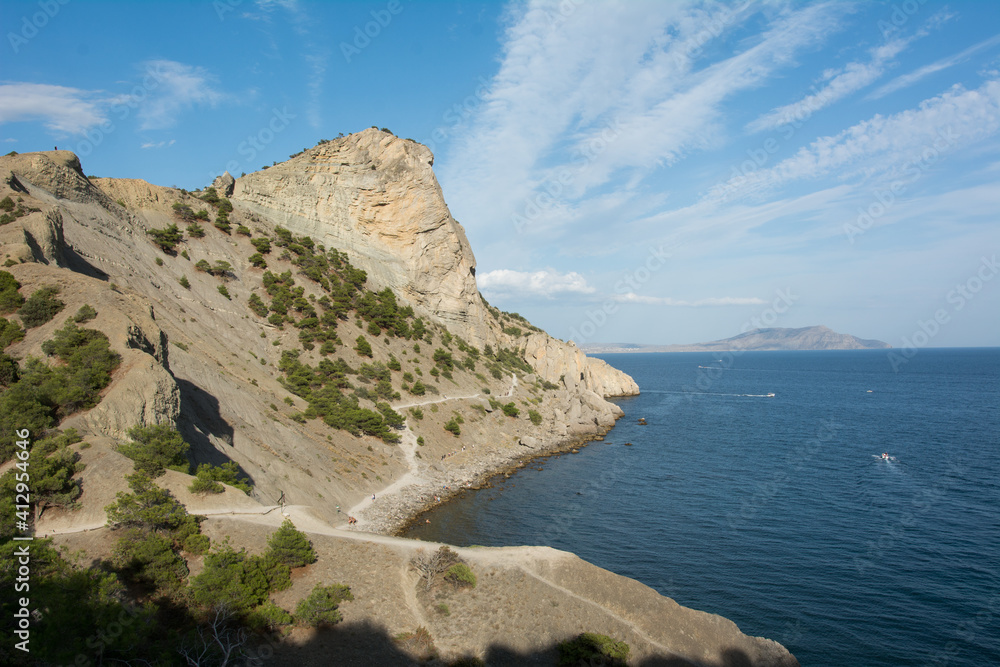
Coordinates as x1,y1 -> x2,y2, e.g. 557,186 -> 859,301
340,373 -> 518,530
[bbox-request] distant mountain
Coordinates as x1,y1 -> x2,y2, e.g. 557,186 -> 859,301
583,325 -> 891,353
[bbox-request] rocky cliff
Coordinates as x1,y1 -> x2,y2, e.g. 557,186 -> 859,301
231,129 -> 637,397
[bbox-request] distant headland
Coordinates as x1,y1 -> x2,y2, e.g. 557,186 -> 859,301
582,325 -> 891,353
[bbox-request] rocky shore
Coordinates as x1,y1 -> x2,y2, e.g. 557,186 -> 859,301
346,417 -> 619,536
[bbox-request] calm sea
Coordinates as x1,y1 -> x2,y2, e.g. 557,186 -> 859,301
405,349 -> 1000,666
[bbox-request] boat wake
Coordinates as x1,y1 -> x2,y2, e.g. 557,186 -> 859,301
646,390 -> 775,398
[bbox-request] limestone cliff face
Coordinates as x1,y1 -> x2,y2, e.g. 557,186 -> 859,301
232,129 -> 638,398
233,129 -> 487,341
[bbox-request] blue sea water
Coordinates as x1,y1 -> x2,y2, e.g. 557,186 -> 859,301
404,349 -> 1000,666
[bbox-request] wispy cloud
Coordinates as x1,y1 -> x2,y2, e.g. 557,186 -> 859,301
478,268 -> 595,298
710,79 -> 1000,202
250,0 -> 326,128
869,33 -> 1000,99
443,0 -> 850,239
135,60 -> 225,131
0,82 -> 106,134
140,139 -> 176,149
615,293 -> 766,307
747,37 -> 915,133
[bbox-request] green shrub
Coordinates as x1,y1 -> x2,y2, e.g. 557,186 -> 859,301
410,380 -> 426,396
0,323 -> 119,460
0,196 -> 14,212
267,518 -> 317,568
0,316 -> 24,348
236,225 -> 252,236
295,583 -> 353,626
189,543 -> 272,614
247,292 -> 268,317
18,286 -> 64,327
247,601 -> 293,631
104,472 -> 189,532
147,224 -> 183,253
248,252 -> 267,268
109,528 -> 188,593
557,633 -> 630,666
444,563 -> 476,588
355,335 -> 372,357
443,418 -> 461,437
409,407 -> 423,420
178,275 -> 190,289
72,304 -> 97,323
528,409 -> 542,425
502,402 -> 519,418
116,424 -> 189,477
190,461 -> 251,494
217,284 -> 231,299
186,222 -> 205,238
0,271 -> 24,314
250,237 -> 272,254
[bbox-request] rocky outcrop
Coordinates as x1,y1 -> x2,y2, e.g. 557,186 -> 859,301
233,129 -> 489,343
211,171 -> 235,197
522,332 -> 639,397
232,129 -> 637,399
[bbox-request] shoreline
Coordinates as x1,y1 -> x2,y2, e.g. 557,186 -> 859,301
342,415 -> 624,537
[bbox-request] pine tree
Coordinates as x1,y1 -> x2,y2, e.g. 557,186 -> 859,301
266,519 -> 316,568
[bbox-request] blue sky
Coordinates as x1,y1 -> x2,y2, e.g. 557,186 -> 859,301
2,1 -> 999,347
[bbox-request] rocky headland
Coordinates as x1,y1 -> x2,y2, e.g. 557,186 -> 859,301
0,133 -> 797,665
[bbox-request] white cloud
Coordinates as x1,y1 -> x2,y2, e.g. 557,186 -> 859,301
136,60 -> 225,131
709,79 -> 1000,202
0,82 -> 106,134
140,139 -> 176,149
869,33 -> 1000,99
747,36 -> 915,133
478,268 -> 595,298
616,293 -> 766,307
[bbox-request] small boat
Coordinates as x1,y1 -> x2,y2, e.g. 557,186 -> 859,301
766,393 -> 775,397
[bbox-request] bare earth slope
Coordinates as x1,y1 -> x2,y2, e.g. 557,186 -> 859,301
0,140 -> 797,666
